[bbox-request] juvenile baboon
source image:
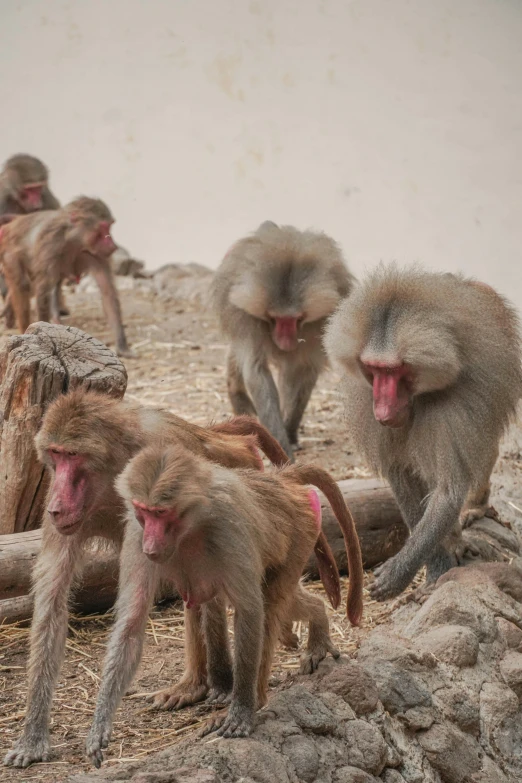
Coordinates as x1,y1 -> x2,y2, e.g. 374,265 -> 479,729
3,390 -> 297,769
0,154 -> 60,325
325,264 -> 522,600
0,197 -> 133,356
212,222 -> 355,458
86,446 -> 363,765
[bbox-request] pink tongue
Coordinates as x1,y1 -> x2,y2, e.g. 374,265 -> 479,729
373,372 -> 399,422
275,317 -> 298,350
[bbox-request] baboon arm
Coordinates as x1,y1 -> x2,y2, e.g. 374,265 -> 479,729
279,360 -> 320,445
86,541 -> 157,768
372,487 -> 465,600
4,534 -> 81,767
86,256 -> 132,357
242,358 -> 294,457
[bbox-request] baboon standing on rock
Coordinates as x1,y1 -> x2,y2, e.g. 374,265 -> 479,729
212,221 -> 354,458
85,445 -> 362,764
3,389 -> 331,768
0,196 -> 133,357
325,265 -> 522,600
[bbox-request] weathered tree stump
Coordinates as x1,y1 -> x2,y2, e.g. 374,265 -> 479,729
0,322 -> 127,535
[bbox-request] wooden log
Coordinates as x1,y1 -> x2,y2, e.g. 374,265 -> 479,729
0,478 -> 407,622
0,322 -> 127,535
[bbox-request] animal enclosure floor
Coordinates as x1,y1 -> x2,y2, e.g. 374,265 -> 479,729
0,277 -> 521,781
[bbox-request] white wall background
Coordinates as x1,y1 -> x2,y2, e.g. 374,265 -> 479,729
2,0 -> 522,304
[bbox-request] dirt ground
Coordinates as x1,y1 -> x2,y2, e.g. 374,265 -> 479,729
0,276 -> 521,782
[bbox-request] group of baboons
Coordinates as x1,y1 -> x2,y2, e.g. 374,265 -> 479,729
2,153 -> 522,769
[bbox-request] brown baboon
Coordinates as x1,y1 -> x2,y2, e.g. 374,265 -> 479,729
0,197 -> 134,357
325,264 -> 522,601
3,390 -> 303,769
0,154 -> 60,216
85,446 -> 363,765
212,221 -> 355,458
0,154 -> 61,325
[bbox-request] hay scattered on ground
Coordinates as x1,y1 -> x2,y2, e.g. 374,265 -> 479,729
0,572 -> 424,782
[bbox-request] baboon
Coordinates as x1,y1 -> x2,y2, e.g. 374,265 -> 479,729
325,264 -> 522,600
0,154 -> 60,326
3,389 -> 303,769
0,154 -> 60,216
0,197 -> 133,357
86,446 -> 363,765
212,221 -> 355,458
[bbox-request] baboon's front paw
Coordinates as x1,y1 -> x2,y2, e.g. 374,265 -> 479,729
299,640 -> 340,674
206,687 -> 232,705
148,681 -> 208,711
201,704 -> 254,739
280,627 -> 300,650
370,559 -> 413,602
4,734 -> 50,768
86,724 -> 111,769
460,504 -> 499,527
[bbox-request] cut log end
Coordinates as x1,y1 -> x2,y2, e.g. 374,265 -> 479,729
0,323 -> 128,535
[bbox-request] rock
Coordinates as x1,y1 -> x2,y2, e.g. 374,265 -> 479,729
469,517 -> 520,553
480,682 -> 519,736
315,658 -> 379,715
381,772 -> 408,783
433,686 -> 480,735
266,686 -> 337,734
491,711 -> 522,764
357,632 -> 436,671
416,624 -> 479,667
497,617 -> 522,650
469,756 -> 510,783
404,582 -> 498,642
221,740 -> 292,783
281,735 -> 319,782
132,770 -> 220,783
500,651 -> 522,698
417,723 -> 482,783
400,707 -> 435,731
362,660 -> 431,715
438,562 -> 522,602
319,691 -> 357,721
341,719 -> 388,776
333,766 -> 379,782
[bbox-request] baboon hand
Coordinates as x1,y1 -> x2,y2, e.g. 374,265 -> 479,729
201,703 -> 255,739
147,680 -> 208,711
3,733 -> 50,768
299,638 -> 340,675
86,722 -> 112,768
370,556 -> 417,602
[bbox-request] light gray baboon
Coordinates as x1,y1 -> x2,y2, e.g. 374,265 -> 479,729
325,264 -> 522,600
212,221 -> 355,458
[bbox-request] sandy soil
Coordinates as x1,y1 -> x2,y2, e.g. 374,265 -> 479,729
0,277 -> 521,782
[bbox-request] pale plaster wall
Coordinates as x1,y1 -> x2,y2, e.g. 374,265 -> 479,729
1,0 -> 521,304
